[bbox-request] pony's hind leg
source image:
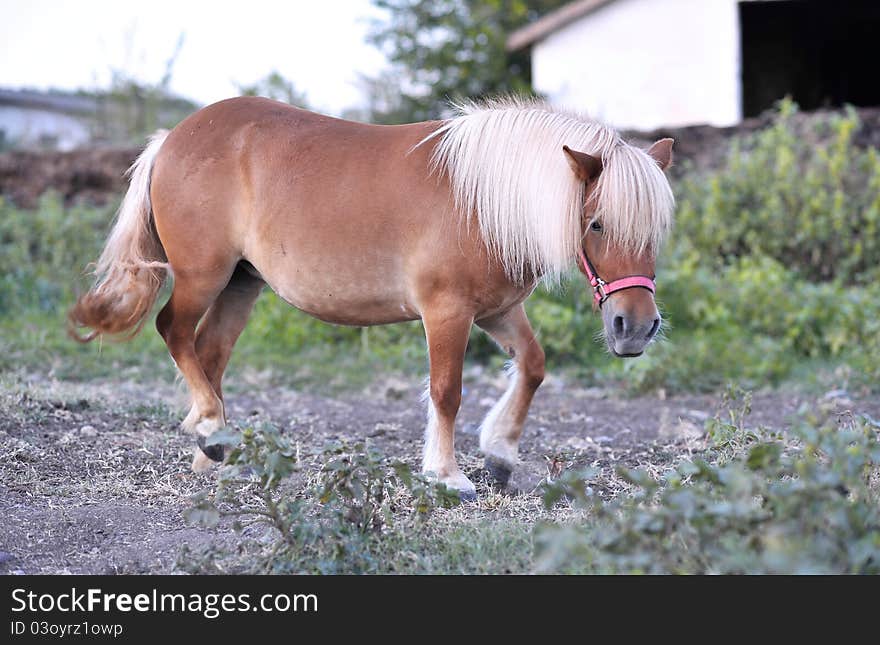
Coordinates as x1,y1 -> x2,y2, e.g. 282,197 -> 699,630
156,270 -> 233,472
476,303 -> 545,487
194,264 -> 265,404
421,307 -> 477,500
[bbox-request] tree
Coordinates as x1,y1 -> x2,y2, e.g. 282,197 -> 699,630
237,71 -> 310,108
367,0 -> 568,123
343,71 -> 419,125
96,31 -> 196,144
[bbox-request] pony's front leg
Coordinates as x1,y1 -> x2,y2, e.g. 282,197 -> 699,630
476,303 -> 545,487
421,309 -> 477,501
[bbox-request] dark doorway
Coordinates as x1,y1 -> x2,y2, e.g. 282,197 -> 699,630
739,0 -> 880,118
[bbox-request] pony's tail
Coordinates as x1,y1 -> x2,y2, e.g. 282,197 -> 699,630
69,130 -> 170,343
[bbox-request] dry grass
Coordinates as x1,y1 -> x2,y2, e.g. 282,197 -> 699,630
4,368 -> 874,574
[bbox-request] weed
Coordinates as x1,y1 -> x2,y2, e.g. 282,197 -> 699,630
536,396 -> 880,573
182,424 -> 459,573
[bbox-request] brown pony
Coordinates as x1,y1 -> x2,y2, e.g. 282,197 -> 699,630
70,97 -> 674,499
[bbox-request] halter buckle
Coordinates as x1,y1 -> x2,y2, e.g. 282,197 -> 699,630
594,278 -> 608,305
579,248 -> 655,308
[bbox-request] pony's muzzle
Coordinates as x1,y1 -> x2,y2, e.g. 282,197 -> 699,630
602,294 -> 660,357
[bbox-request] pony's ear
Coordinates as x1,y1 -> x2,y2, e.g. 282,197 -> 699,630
563,145 -> 602,182
647,138 -> 674,171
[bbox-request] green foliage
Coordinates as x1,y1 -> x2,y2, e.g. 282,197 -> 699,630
319,441 -> 461,530
622,254 -> 880,391
0,194 -> 111,313
0,128 -> 13,153
180,390 -> 880,574
90,33 -> 197,144
536,395 -> 880,574
237,71 -> 310,107
183,424 -> 459,573
674,100 -> 880,285
637,99 -> 880,390
366,0 -> 567,122
0,194 -> 175,378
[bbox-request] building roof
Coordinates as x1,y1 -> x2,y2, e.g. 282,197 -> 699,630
0,88 -> 98,115
507,0 -> 619,51
0,87 -> 198,116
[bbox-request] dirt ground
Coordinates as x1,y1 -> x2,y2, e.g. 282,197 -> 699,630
2,368 -> 877,575
0,146 -> 140,209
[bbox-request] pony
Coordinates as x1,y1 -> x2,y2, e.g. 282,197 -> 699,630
70,96 -> 674,499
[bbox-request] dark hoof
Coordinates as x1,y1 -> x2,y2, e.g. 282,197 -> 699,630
197,436 -> 225,462
485,456 -> 513,487
459,489 -> 478,503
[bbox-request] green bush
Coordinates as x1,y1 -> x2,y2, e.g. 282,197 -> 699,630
673,99 -> 880,285
0,194 -> 112,313
536,393 -> 880,574
625,99 -> 880,391
180,391 -> 880,574
626,253 -> 880,391
182,424 -> 459,574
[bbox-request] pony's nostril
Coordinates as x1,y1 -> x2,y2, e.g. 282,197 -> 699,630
613,315 -> 625,336
647,317 -> 661,340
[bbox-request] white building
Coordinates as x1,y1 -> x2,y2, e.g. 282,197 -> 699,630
509,0 -> 879,130
0,89 -> 94,150
0,88 -> 199,151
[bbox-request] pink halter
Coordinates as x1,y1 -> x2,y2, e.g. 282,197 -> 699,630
578,248 -> 656,307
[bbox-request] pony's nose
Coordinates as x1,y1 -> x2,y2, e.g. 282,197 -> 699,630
607,312 -> 661,357
646,316 -> 661,340
612,314 -> 660,340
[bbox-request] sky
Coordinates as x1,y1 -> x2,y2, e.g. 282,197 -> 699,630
0,0 -> 388,115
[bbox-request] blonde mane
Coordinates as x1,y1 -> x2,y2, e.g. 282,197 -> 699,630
421,98 -> 674,283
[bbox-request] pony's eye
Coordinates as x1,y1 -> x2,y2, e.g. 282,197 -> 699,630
590,220 -> 603,232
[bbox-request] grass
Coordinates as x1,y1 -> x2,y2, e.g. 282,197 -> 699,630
2,350 -> 877,574
180,491 -> 549,575
176,387 -> 879,575
0,373 -> 561,574
0,295 -> 428,391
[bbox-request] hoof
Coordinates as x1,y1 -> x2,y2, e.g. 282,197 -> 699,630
191,448 -> 217,473
484,456 -> 513,487
425,467 -> 477,502
196,436 -> 225,462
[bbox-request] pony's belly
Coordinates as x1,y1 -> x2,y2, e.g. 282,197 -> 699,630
262,272 -> 420,327
288,298 -> 420,326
